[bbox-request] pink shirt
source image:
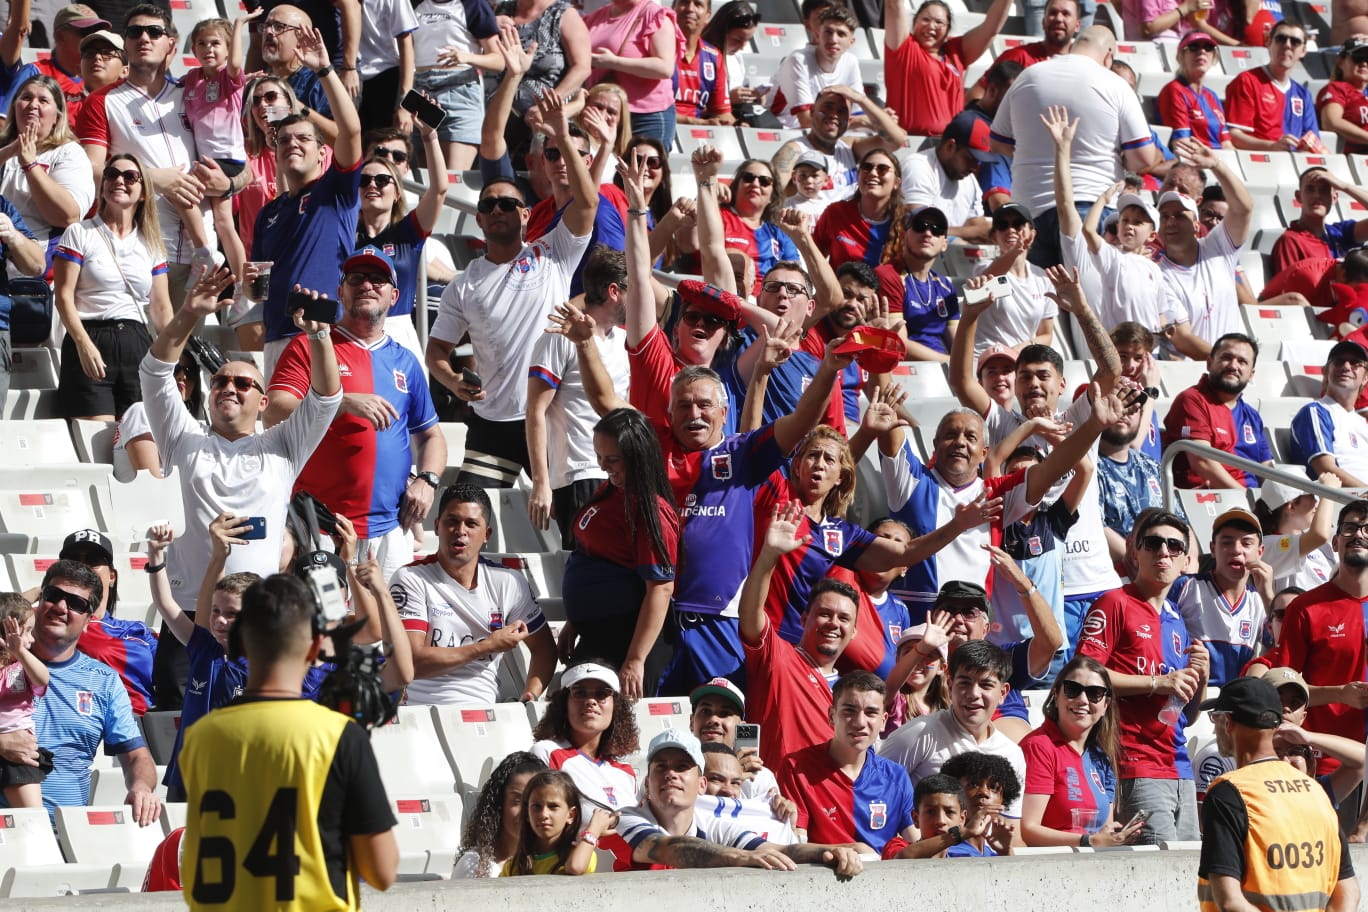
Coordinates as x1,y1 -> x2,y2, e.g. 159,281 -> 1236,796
183,67 -> 247,161
0,661 -> 46,733
584,0 -> 679,114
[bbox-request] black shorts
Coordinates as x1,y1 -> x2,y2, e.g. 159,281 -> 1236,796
456,412 -> 531,488
0,746 -> 53,786
59,318 -> 152,418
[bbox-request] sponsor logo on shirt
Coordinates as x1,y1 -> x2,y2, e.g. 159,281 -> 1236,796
389,585 -> 407,609
1082,612 -> 1106,640
1328,622 -> 1346,638
1136,623 -> 1152,641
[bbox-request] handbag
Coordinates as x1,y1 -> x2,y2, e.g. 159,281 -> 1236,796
8,275 -> 52,345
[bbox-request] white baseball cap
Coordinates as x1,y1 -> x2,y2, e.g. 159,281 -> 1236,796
647,728 -> 705,769
560,662 -> 621,693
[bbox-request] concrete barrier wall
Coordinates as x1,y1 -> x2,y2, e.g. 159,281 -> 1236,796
10,846 -> 1368,911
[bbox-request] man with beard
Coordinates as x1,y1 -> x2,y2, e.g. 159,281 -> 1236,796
1291,340 -> 1368,487
1097,379 -> 1167,562
770,86 -> 907,201
899,112 -> 993,243
1163,332 -> 1273,489
975,0 -> 1079,90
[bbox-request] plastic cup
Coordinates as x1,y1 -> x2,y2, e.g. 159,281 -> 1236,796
248,261 -> 273,301
1071,808 -> 1102,834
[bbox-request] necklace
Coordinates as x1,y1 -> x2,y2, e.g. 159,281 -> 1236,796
906,271 -> 939,312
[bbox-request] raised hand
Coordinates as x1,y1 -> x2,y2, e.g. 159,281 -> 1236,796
617,147 -> 651,209
546,301 -> 597,344
952,495 -> 1003,531
495,25 -> 536,77
762,500 -> 811,557
184,265 -> 235,318
1039,104 -> 1077,147
867,294 -> 907,337
3,616 -> 23,655
691,143 -> 723,182
1043,264 -> 1085,314
294,26 -> 329,73
580,104 -> 613,149
777,206 -> 810,239
1172,136 -> 1219,169
860,384 -> 911,436
533,87 -> 572,139
983,543 -> 1029,592
289,283 -> 334,336
145,522 -> 174,562
922,609 -> 953,653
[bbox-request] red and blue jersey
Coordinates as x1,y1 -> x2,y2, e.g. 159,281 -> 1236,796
1158,77 -> 1232,149
1231,398 -> 1272,487
270,327 -> 438,537
564,484 -> 679,623
252,160 -> 361,342
725,329 -> 845,431
78,616 -> 157,716
778,744 -> 915,853
1021,717 -> 1117,832
1077,585 -> 1195,780
526,186 -> 628,298
358,211 -> 429,319
1224,66 -> 1320,144
675,41 -> 730,120
667,426 -> 785,616
754,470 -> 875,644
1164,377 -> 1268,488
803,321 -> 863,423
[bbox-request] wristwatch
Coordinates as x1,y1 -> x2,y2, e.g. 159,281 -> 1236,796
414,471 -> 440,489
947,825 -> 964,845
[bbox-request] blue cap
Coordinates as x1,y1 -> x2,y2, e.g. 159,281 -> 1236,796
343,245 -> 397,286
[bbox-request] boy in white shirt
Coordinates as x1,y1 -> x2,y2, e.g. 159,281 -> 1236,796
770,6 -> 861,129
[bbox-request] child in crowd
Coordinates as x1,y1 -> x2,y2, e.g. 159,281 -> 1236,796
454,752 -> 549,877
770,5 -> 861,128
0,593 -> 49,808
784,152 -> 830,222
881,618 -> 949,737
180,13 -> 256,283
905,774 -> 1001,859
502,770 -> 614,876
940,751 -> 1019,857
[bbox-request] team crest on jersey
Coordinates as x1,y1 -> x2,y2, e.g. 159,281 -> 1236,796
603,787 -> 618,806
1242,424 -> 1255,445
1291,96 -> 1304,116
512,254 -> 535,273
394,369 -> 408,393
383,244 -> 396,257
1028,535 -> 1042,556
824,527 -> 843,554
579,506 -> 599,530
889,624 -> 902,640
1172,632 -> 1183,654
76,690 -> 93,715
1147,478 -> 1161,498
1239,620 -> 1252,640
704,61 -> 715,81
936,298 -> 948,317
712,453 -> 732,480
869,801 -> 887,829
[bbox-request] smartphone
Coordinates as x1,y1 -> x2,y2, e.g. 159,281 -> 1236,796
400,89 -> 447,131
962,274 -> 1010,305
460,367 -> 483,389
240,516 -> 267,540
735,723 -> 761,752
1124,808 -> 1152,829
288,290 -> 338,324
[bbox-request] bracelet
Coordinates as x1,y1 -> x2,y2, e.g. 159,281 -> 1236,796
1079,833 -> 1091,848
1018,585 -> 1037,598
145,562 -> 165,574
308,328 -> 329,340
314,65 -> 333,79
699,179 -> 714,187
20,160 -> 44,172
627,207 -> 649,217
578,830 -> 599,847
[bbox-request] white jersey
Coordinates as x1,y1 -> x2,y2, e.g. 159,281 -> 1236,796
139,353 -> 340,613
970,261 -> 1057,353
392,555 -> 546,705
878,708 -> 1027,817
1173,573 -> 1265,686
693,794 -> 797,844
1157,224 -> 1244,346
0,140 -> 95,266
527,325 -> 629,488
1061,229 -> 1164,333
1193,739 -> 1235,799
900,146 -> 984,227
1264,532 -> 1337,592
1292,397 -> 1368,483
770,48 -> 862,129
531,738 -> 638,818
430,220 -> 591,422
359,0 -> 418,76
986,395 -> 1122,597
56,217 -> 163,322
616,800 -> 767,854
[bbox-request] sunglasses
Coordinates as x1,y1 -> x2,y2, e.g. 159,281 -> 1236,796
635,154 -> 663,169
1138,534 -> 1188,555
680,309 -> 728,331
1352,51 -> 1368,65
82,46 -> 122,60
544,146 -> 591,163
1060,679 -> 1111,703
940,601 -> 985,618
1185,42 -> 1217,52
344,271 -> 392,286
359,173 -> 395,190
859,161 -> 893,176
762,280 -> 809,297
102,166 -> 141,184
124,23 -> 168,40
173,362 -> 191,377
372,147 -> 409,164
477,196 -> 526,214
994,217 -> 1030,231
211,374 -> 265,394
1273,33 -> 1305,46
569,686 -> 614,702
905,215 -> 947,236
42,584 -> 93,615
737,171 -> 774,187
730,12 -> 760,27
251,90 -> 284,106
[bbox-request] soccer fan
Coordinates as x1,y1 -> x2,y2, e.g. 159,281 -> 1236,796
972,203 -> 1057,352
1162,332 -> 1272,490
1224,21 -> 1321,151
1157,33 -> 1232,150
770,85 -> 906,203
1269,167 -> 1368,280
1097,380 -> 1167,562
899,112 -> 993,243
1290,340 -> 1368,487
0,3 -> 103,124
970,0 -> 1079,95
390,484 -> 556,705
689,676 -> 780,799
811,148 -> 903,268
1078,510 -> 1211,845
265,247 -> 446,578
769,6 -> 862,129
875,205 -> 959,362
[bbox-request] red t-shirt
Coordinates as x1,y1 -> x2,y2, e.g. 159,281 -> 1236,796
1278,582 -> 1368,764
1020,718 -> 1116,831
976,40 -> 1053,88
813,199 -> 883,270
1161,375 -> 1247,487
574,482 -> 680,576
36,58 -> 83,126
883,36 -> 968,136
1316,80 -> 1368,154
742,620 -> 834,764
1243,9 -> 1276,46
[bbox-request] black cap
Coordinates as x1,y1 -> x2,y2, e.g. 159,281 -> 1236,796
991,202 -> 1034,228
934,579 -> 990,615
60,529 -> 114,566
1199,677 -> 1283,729
1328,339 -> 1368,365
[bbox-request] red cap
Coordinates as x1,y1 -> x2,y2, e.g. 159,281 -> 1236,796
833,325 -> 904,373
677,280 -> 743,323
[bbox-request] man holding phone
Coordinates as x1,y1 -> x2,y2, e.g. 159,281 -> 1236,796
265,247 -> 447,579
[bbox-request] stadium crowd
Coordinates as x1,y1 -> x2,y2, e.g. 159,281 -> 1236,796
0,0 -> 1368,903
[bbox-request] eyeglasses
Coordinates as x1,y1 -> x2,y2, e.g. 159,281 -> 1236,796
859,161 -> 893,176
344,271 -> 392,287
543,146 -> 591,163
477,196 -> 526,214
251,90 -> 284,106
680,309 -> 728,331
277,131 -> 317,147
762,280 -> 809,297
1278,745 -> 1315,761
211,374 -> 265,394
359,173 -> 395,190
1272,33 -> 1305,46
42,584 -> 93,615
102,166 -> 141,184
569,686 -> 614,702
904,214 -> 947,236
1338,521 -> 1368,538
261,20 -> 301,35
124,23 -> 168,40
372,147 -> 409,164
737,171 -> 774,187
1060,679 -> 1111,703
81,47 -> 122,60
1138,534 -> 1188,555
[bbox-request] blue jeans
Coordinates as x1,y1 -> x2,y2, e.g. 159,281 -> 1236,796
631,107 -> 677,149
1028,201 -> 1114,270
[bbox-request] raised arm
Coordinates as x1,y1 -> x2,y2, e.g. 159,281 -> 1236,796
536,92 -> 597,236
0,0 -> 30,67
412,124 -> 450,234
985,543 -> 1063,675
947,275 -> 994,416
287,287 -> 342,396
227,10 -> 260,79
884,0 -> 911,51
771,338 -> 850,452
1042,106 -> 1083,242
151,267 -> 235,364
690,144 -> 736,294
1025,380 -> 1140,503
352,558 -> 414,692
2,615 -> 45,690
546,303 -> 630,414
482,26 -> 535,164
1174,137 -> 1251,247
739,502 -> 809,646
144,523 -> 194,645
959,0 -> 1013,63
776,208 -> 841,326
1044,265 -> 1120,392
297,27 -> 361,168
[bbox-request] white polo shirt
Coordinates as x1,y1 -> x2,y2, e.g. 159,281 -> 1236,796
900,146 -> 984,228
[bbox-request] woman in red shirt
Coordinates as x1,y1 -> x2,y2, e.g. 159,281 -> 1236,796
813,147 -> 903,269
1317,39 -> 1368,155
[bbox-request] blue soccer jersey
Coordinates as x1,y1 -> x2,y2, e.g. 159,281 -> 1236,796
778,744 -> 915,854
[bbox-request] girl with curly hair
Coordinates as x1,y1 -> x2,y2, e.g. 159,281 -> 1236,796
453,751 -> 548,877
531,661 -> 640,817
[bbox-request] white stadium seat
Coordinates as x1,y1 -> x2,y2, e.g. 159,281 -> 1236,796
432,702 -> 535,789
369,705 -> 460,797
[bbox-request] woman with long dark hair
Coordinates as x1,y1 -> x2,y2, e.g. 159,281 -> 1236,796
531,661 -> 640,814
453,751 -> 548,877
1018,656 -> 1141,847
814,147 -> 903,270
559,407 -> 679,700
